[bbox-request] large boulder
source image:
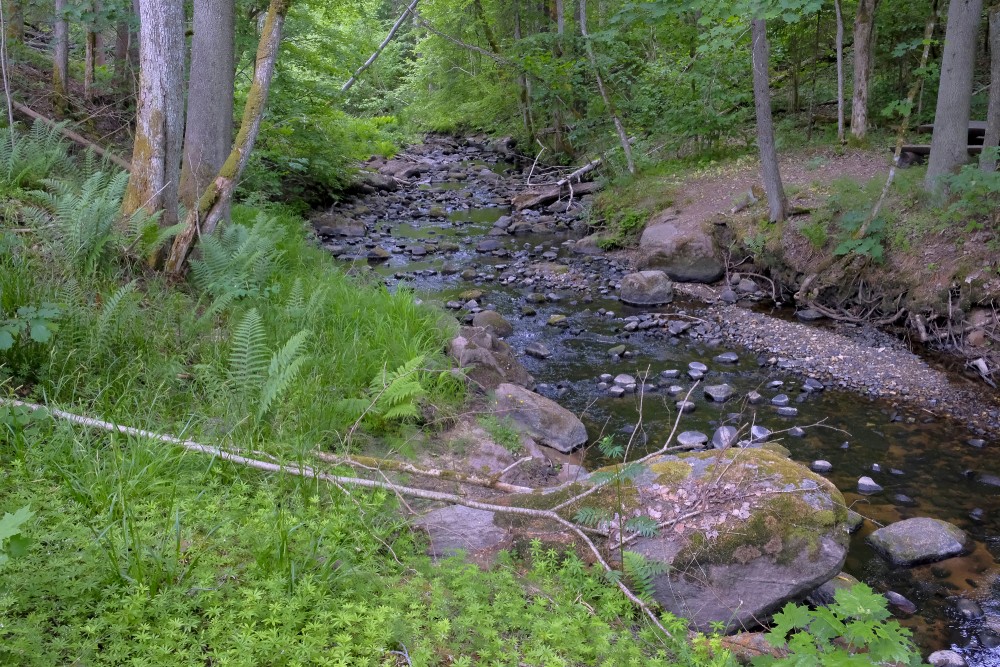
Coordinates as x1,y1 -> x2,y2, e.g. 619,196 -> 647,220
311,213 -> 366,238
866,518 -> 970,567
619,271 -> 674,306
623,449 -> 848,632
448,326 -> 534,391
472,310 -> 514,337
638,213 -> 725,284
492,383 -> 588,453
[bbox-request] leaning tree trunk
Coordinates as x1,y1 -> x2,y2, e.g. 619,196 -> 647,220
53,0 -> 69,113
514,0 -> 535,138
179,0 -> 236,212
579,0 -> 633,174
121,0 -> 186,259
850,0 -> 881,143
751,18 -> 787,223
165,0 -> 292,275
981,5 -> 1000,172
926,0 -> 984,190
835,0 -> 846,143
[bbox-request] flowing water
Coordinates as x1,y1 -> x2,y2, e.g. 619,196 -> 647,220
324,138 -> 1000,662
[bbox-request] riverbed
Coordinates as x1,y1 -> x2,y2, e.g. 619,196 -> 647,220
318,136 -> 1000,663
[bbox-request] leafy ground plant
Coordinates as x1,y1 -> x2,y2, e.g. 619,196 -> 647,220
753,582 -> 923,666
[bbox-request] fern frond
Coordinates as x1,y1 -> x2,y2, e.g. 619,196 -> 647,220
94,281 -> 138,344
227,308 -> 269,389
258,330 -> 311,419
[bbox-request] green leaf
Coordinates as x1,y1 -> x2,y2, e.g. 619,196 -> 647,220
0,505 -> 33,543
29,322 -> 52,343
0,328 -> 14,350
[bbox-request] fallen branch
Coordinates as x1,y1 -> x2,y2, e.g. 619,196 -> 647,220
341,0 -> 420,93
12,101 -> 131,171
2,397 -> 675,640
312,451 -> 535,494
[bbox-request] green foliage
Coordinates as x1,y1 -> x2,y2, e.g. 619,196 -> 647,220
834,212 -> 886,262
336,355 -> 428,433
621,550 -> 670,600
940,157 -> 1000,231
753,583 -> 922,666
0,505 -> 33,570
797,219 -> 829,249
0,120 -> 74,210
597,208 -> 649,249
0,303 -> 60,351
477,414 -> 523,453
190,215 -> 286,299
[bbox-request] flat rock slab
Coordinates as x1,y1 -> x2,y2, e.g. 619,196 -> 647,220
493,383 -> 588,453
415,506 -> 510,560
867,517 -> 970,566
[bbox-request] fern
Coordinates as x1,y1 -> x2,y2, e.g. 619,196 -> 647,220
258,330 -> 311,419
369,354 -> 427,422
190,216 -> 285,299
227,309 -> 269,389
622,551 -> 670,601
94,281 -> 138,346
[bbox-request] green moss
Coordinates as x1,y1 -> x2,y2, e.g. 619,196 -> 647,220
650,460 -> 692,486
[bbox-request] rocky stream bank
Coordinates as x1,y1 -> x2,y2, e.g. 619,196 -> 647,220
315,135 -> 1000,663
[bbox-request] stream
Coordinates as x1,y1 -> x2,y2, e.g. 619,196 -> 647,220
318,136 -> 1000,663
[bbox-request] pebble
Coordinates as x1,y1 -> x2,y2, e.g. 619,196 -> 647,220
599,373 -> 613,383
689,361 -> 708,372
954,598 -> 984,621
810,460 -> 833,473
846,511 -> 864,533
858,476 -> 883,494
750,425 -> 771,442
746,391 -> 766,405
613,374 -> 636,388
776,406 -> 798,417
525,341 -> 552,359
676,401 -> 696,414
893,494 -> 918,507
688,369 -> 704,380
677,431 -> 709,448
771,394 -> 790,406
788,426 -> 806,437
714,352 -> 738,364
885,591 -> 917,615
608,386 -> 625,398
704,384 -> 735,402
928,650 -> 967,667
660,369 -> 679,379
712,426 -> 739,449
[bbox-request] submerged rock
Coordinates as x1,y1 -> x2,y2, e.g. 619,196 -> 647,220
867,517 -> 970,566
492,383 -> 587,453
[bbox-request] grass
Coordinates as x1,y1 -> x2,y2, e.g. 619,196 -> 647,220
0,123 -> 735,666
477,414 -> 523,454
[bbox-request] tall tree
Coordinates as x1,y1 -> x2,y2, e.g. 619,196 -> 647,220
981,4 -> 1000,172
834,0 -> 845,143
166,0 -> 293,274
53,0 -> 69,113
850,0 -> 881,142
179,0 -> 236,211
926,0 -> 984,189
751,17 -> 786,222
121,0 -> 186,255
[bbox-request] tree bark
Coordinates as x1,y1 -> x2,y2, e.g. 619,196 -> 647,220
165,0 -> 292,275
926,0 -> 984,190
121,0 -> 186,256
850,0 -> 881,142
53,0 -> 69,113
180,0 -> 235,212
751,18 -> 787,223
85,32 -> 96,100
514,0 -> 535,138
579,0 -> 633,174
835,0 -> 845,143
980,5 -> 1000,172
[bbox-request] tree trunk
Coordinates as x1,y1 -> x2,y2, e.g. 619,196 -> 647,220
165,0 -> 292,275
514,0 -> 534,138
980,5 -> 1000,172
579,0 -> 633,174
179,0 -> 235,212
551,0 -> 569,155
835,0 -> 845,143
53,0 -> 69,113
751,18 -> 787,223
850,0 -> 881,142
926,0 -> 984,190
121,0 -> 186,260
3,0 -> 22,44
85,32 -> 96,99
